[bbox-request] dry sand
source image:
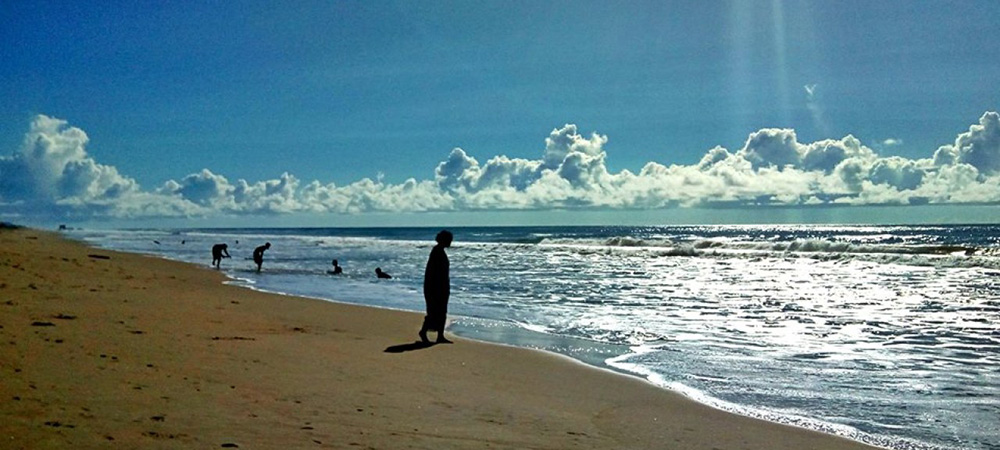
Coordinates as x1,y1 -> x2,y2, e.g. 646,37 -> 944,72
0,227 -> 880,449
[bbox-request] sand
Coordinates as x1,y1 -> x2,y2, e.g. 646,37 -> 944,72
0,227 -> 880,449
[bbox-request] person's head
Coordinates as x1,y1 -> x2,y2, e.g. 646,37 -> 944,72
435,230 -> 453,247
265,242 -> 271,249
375,267 -> 382,273
333,259 -> 339,265
221,244 -> 227,249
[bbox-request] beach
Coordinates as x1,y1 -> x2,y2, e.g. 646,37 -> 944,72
0,227 -> 880,449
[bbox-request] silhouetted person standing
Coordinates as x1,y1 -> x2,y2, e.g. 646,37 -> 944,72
253,242 -> 271,272
420,230 -> 453,344
330,259 -> 342,275
375,267 -> 392,279
211,243 -> 230,268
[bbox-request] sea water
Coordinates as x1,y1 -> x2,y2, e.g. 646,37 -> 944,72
70,225 -> 1000,450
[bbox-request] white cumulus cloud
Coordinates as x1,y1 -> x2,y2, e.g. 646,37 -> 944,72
934,111 -> 1000,174
0,115 -> 137,203
3,111 -> 1000,221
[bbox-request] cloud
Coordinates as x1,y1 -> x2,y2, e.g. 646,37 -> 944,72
736,128 -> 873,174
868,157 -> 925,190
804,83 -> 830,136
739,128 -> 801,169
0,115 -> 174,218
0,115 -> 135,203
936,111 -> 1000,174
158,169 -> 235,208
542,124 -> 607,170
3,111 -> 1000,221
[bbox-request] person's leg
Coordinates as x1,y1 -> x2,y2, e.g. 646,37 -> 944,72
434,304 -> 451,343
418,318 -> 430,343
419,298 -> 434,342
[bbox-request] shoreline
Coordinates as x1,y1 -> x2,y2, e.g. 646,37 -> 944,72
209,275 -> 881,446
236,287 -> 922,450
1,227 -> 881,449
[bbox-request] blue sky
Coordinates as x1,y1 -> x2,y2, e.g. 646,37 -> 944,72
2,1 -> 999,226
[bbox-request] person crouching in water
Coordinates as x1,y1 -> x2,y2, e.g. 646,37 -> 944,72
420,230 -> 453,344
253,242 -> 270,272
211,243 -> 230,269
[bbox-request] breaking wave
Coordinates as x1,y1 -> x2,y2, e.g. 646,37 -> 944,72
532,236 -> 996,269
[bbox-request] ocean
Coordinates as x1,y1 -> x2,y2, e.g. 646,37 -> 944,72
69,225 -> 999,450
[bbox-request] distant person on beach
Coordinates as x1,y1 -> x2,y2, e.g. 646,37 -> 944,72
211,243 -> 230,268
375,267 -> 391,279
329,259 -> 343,275
253,242 -> 271,272
420,230 -> 453,344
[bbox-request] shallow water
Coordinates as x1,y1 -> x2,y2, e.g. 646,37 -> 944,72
72,225 -> 1000,450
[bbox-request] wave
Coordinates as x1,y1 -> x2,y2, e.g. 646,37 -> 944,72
526,236 -> 999,270
729,239 -> 979,256
539,236 -> 676,248
538,235 -> 985,256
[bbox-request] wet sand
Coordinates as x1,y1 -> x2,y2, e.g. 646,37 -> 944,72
0,227 -> 879,449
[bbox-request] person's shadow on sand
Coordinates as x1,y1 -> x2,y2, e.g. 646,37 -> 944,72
384,341 -> 438,353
